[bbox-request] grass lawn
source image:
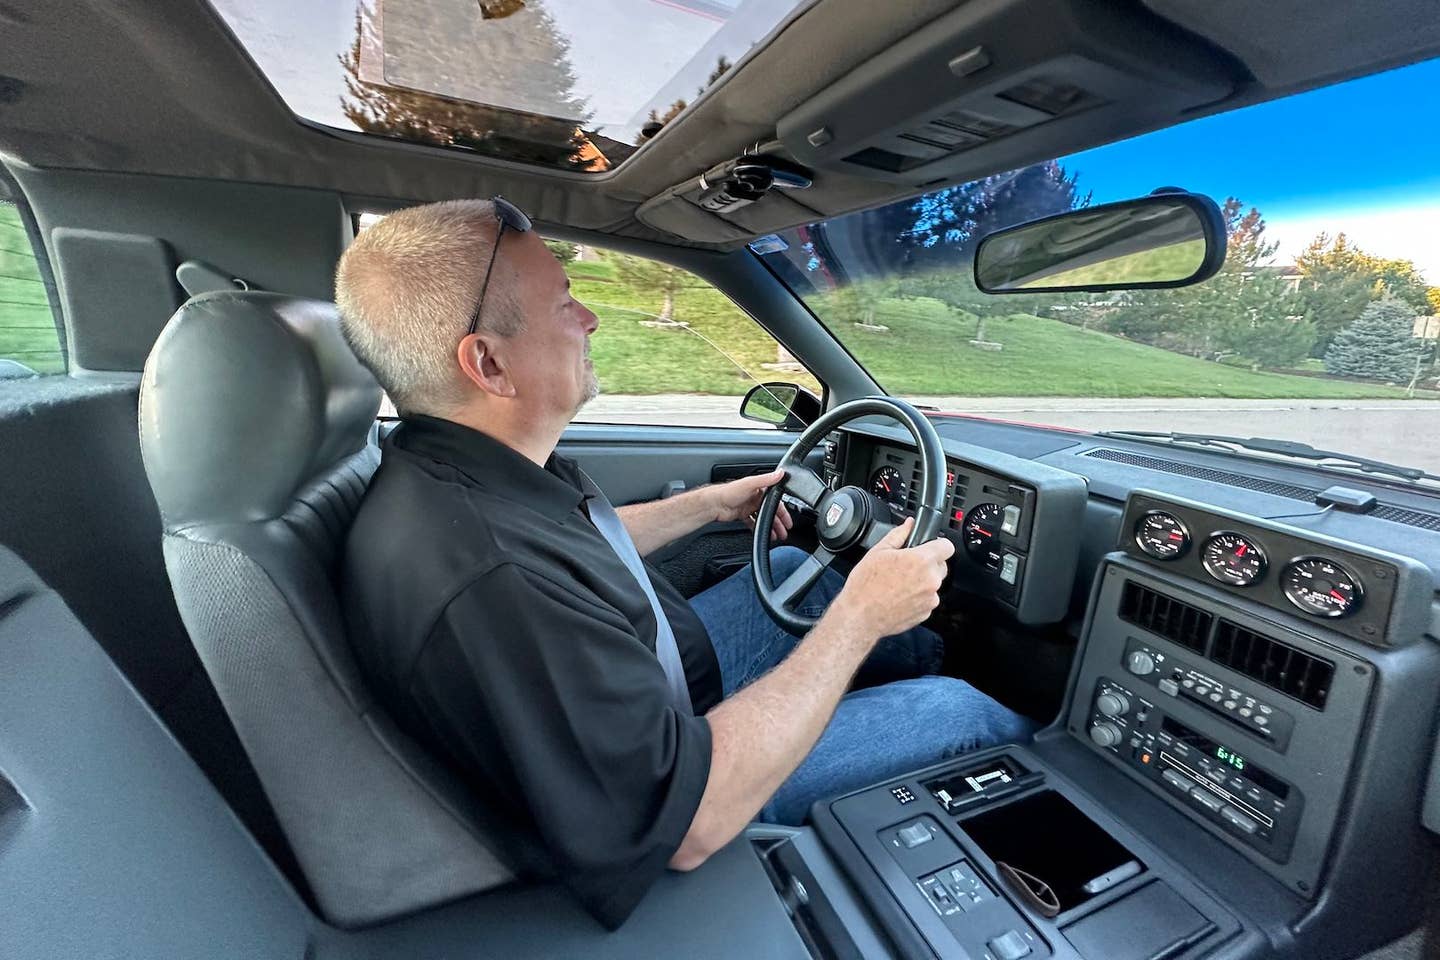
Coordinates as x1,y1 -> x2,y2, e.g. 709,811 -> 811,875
818,295 -> 1428,399
0,207 -> 64,375
573,252 -> 1428,399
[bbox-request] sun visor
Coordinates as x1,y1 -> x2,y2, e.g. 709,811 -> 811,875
776,0 -> 1239,187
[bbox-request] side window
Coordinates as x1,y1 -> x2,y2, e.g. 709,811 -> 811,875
0,200 -> 63,377
563,242 -> 821,427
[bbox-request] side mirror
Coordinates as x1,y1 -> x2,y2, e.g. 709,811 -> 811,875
739,382 -> 821,430
974,191 -> 1226,294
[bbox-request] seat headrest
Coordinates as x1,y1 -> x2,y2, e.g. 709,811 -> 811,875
140,292 -> 381,527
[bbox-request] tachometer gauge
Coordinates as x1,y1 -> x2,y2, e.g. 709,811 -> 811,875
869,466 -> 907,509
962,502 -> 1004,570
1282,556 -> 1362,618
1135,511 -> 1190,560
1201,532 -> 1267,586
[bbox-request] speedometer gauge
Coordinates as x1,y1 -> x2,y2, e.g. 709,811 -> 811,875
1135,511 -> 1190,560
1201,532 -> 1267,586
1282,557 -> 1362,618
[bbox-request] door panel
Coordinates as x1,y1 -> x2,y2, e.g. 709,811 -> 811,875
558,423 -> 823,596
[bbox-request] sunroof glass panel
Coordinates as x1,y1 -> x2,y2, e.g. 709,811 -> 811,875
210,0 -> 811,173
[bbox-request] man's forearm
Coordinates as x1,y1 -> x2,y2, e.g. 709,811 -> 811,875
616,487 -> 719,556
670,603 -> 877,869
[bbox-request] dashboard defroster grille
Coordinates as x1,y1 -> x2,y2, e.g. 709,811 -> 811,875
1118,581 -> 1212,653
1083,449 -> 1321,500
1212,620 -> 1334,710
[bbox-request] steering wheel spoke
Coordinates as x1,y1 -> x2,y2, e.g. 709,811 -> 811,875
780,464 -> 828,508
773,547 -> 836,610
858,517 -> 900,550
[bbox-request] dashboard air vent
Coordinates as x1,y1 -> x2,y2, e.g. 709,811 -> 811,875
1082,449 -> 1320,500
1212,620 -> 1334,710
1118,581 -> 1212,653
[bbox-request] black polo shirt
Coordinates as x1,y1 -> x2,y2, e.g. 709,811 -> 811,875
342,415 -> 721,928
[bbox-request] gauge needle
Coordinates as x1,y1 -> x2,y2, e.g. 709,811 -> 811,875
1330,590 -> 1346,601
1236,544 -> 1248,557
976,528 -> 992,537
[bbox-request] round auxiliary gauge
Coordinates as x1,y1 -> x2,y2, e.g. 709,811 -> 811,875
1201,532 -> 1267,586
868,465 -> 907,510
962,502 -> 1005,571
1282,556 -> 1363,619
1134,510 -> 1191,560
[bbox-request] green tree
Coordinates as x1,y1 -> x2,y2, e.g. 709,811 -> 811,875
1323,298 -> 1424,380
612,254 -> 696,323
544,239 -> 577,263
1105,199 -> 1306,365
1296,233 -> 1433,356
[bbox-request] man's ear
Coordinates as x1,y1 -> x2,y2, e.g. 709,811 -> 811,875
457,332 -> 517,399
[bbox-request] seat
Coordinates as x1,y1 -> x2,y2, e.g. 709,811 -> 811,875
138,291 -> 513,928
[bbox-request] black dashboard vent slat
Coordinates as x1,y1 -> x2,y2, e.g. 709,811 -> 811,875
1083,448 -> 1321,501
1212,620 -> 1334,710
1371,504 -> 1440,531
1119,581 -> 1212,653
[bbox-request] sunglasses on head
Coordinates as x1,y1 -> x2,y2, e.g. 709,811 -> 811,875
465,196 -> 533,339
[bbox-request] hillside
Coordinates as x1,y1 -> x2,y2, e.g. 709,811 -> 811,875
570,260 -> 1423,399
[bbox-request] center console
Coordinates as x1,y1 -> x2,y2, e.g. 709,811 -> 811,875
813,746 -> 1243,960
801,489 -> 1439,960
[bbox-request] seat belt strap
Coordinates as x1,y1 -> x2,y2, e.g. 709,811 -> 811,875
584,487 -> 695,717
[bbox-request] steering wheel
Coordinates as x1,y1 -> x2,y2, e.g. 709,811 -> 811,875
752,396 -> 948,634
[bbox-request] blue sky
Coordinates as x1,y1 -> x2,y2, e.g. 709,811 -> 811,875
1061,57 -> 1440,279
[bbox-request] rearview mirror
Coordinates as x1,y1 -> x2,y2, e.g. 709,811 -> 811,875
973,191 -> 1225,294
740,382 -> 820,430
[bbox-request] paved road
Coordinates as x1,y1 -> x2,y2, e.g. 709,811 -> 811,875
582,395 -> 1440,474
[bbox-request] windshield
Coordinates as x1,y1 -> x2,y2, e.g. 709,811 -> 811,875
758,58 -> 1440,473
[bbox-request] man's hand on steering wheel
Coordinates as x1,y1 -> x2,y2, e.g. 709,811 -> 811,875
751,397 -> 951,635
711,468 -> 793,542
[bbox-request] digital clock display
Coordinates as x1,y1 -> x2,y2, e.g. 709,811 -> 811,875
1161,716 -> 1289,799
1215,746 -> 1246,770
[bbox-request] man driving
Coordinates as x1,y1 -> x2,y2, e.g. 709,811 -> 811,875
337,199 -> 1033,928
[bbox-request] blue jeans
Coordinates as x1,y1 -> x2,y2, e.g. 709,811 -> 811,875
688,546 -> 1036,824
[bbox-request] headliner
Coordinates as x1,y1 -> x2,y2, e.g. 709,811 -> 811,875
1,0 -> 1438,249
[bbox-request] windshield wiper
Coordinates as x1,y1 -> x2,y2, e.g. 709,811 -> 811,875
1097,430 -> 1440,486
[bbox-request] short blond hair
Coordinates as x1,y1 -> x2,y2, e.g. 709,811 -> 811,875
335,199 -> 521,416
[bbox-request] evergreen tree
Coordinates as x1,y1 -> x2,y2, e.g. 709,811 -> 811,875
1324,298 -> 1424,380
1297,232 -> 1433,356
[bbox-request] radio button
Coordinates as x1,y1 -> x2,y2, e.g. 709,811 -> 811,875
1254,716 -> 1269,727
1220,806 -> 1259,835
1162,769 -> 1192,792
1238,707 -> 1253,718
1190,787 -> 1226,814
